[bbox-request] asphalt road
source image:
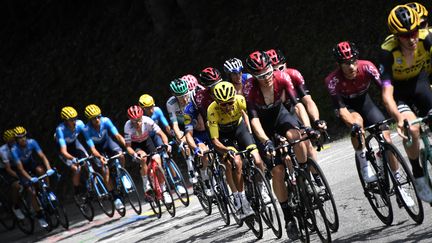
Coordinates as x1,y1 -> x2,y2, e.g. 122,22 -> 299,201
2,133 -> 432,242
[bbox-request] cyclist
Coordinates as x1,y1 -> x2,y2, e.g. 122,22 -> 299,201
11,126 -> 54,228
266,48 -> 328,189
166,79 -> 196,184
181,74 -> 204,93
325,41 -> 414,205
207,81 -> 267,220
139,94 -> 172,146
124,105 -> 173,203
244,50 -> 310,240
83,104 -> 127,210
380,5 -> 432,202
0,129 -> 24,220
223,58 -> 252,95
55,106 -> 88,201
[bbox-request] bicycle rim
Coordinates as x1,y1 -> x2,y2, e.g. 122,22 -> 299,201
307,158 -> 339,232
244,178 -> 263,239
119,168 -> 142,215
194,178 -> 212,215
147,173 -> 162,218
385,143 -> 424,224
91,172 -> 114,217
166,159 -> 190,207
157,166 -> 176,217
209,166 -> 230,226
53,199 -> 69,229
253,167 -> 282,239
355,155 -> 393,225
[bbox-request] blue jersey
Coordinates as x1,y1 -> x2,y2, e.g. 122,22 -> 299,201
151,107 -> 169,129
0,144 -> 13,168
184,101 -> 199,132
55,120 -> 86,147
11,139 -> 42,165
83,117 -> 119,147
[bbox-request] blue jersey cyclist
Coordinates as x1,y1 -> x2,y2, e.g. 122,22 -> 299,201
83,104 -> 127,210
223,58 -> 252,96
12,126 -> 53,228
55,106 -> 89,199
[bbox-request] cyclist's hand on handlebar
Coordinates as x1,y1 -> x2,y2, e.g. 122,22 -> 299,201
305,127 -> 320,140
350,123 -> 362,137
165,144 -> 172,153
227,149 -> 236,159
194,147 -> 203,157
46,169 -> 55,176
264,140 -> 275,156
98,156 -> 107,165
314,119 -> 327,131
30,177 -> 38,184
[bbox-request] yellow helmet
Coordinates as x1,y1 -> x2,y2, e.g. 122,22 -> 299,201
84,104 -> 101,120
3,129 -> 15,142
388,5 -> 420,34
139,94 -> 155,108
14,126 -> 27,138
213,81 -> 236,103
406,2 -> 428,19
61,106 -> 78,120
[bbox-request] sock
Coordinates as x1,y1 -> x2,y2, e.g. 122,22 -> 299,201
280,201 -> 294,221
186,158 -> 194,172
409,158 -> 424,178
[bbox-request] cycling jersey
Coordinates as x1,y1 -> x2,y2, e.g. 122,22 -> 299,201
150,106 -> 169,129
192,88 -> 214,120
166,95 -> 190,125
83,117 -> 119,147
184,101 -> 206,132
124,116 -> 160,144
0,144 -> 13,169
55,120 -> 86,147
324,60 -> 382,109
242,73 -> 253,85
380,29 -> 432,84
11,139 -> 42,165
284,68 -> 310,98
207,95 -> 247,139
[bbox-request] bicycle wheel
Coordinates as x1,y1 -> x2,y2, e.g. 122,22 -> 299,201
49,192 -> 69,229
384,143 -> 424,224
307,158 -> 339,232
16,197 -> 34,234
0,199 -> 16,230
209,166 -> 230,226
156,166 -> 175,217
253,167 -> 282,239
193,177 -> 212,216
245,178 -> 263,240
74,191 -> 94,222
165,158 -> 190,207
422,147 -> 432,188
91,172 -> 114,217
118,168 -> 142,215
355,154 -> 393,225
147,170 -> 162,219
299,170 -> 331,243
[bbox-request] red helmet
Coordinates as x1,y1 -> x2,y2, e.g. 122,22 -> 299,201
199,67 -> 222,86
181,74 -> 199,91
333,41 -> 359,63
265,49 -> 286,66
245,51 -> 271,73
127,105 -> 143,120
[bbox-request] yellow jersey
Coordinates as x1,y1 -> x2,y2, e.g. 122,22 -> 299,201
207,95 -> 247,139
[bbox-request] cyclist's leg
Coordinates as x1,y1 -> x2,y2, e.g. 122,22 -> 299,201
132,140 -> 152,193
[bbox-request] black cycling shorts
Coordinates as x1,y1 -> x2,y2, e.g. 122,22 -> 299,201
341,93 -> 386,127
131,138 -> 156,155
219,119 -> 255,150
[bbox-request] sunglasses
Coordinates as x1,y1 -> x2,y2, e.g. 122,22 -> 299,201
254,69 -> 273,80
92,114 -> 102,120
219,101 -> 235,107
274,64 -> 286,72
175,92 -> 190,99
397,30 -> 419,39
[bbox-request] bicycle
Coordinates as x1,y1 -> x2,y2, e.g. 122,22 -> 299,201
353,118 -> 423,225
11,185 -> 34,234
32,170 -> 69,230
161,141 -> 190,207
73,156 -> 114,221
274,131 -> 331,243
142,145 -> 176,218
235,147 -> 282,240
192,152 -> 213,216
106,152 -> 142,217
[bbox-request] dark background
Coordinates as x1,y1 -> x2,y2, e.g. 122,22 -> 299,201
0,0 -> 428,164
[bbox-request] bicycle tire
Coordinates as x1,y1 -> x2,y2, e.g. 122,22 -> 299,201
16,197 -> 34,235
147,168 -> 162,219
50,193 -> 69,229
91,172 -> 114,217
0,199 -> 16,230
355,154 -> 393,225
253,167 -> 282,239
165,158 -> 190,207
118,168 -> 142,215
244,176 -> 263,240
74,191 -> 94,222
384,143 -> 424,224
307,158 -> 339,232
299,170 -> 331,242
156,165 -> 176,217
209,165 -> 230,226
194,176 -> 212,216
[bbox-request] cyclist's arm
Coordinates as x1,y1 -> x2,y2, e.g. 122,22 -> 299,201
172,122 -> 184,141
211,138 -> 230,154
382,85 -> 404,122
250,117 -> 271,144
293,102 -> 310,127
155,107 -> 172,136
338,107 -> 358,127
156,129 -> 169,145
89,146 -> 104,162
4,163 -> 18,178
31,139 -> 51,171
185,130 -> 198,151
105,117 -> 126,148
15,162 -> 32,180
301,94 -> 320,123
56,127 -> 75,160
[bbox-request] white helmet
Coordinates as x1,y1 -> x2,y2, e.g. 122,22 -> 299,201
223,58 -> 243,73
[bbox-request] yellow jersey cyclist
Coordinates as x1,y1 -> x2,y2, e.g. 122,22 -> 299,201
0,129 -> 24,220
11,126 -> 54,228
82,104 -> 129,210
166,78 -> 196,184
380,5 -> 432,202
207,81 -> 267,220
55,106 -> 89,202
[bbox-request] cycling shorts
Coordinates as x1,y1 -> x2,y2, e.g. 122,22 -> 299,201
339,93 -> 387,127
219,119 -> 255,150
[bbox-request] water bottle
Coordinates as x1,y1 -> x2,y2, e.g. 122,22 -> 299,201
121,175 -> 132,190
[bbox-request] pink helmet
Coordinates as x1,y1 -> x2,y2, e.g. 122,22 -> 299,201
181,74 -> 200,91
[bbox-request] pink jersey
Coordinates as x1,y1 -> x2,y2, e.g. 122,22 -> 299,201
324,60 -> 382,108
193,88 -> 214,120
284,68 -> 309,98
